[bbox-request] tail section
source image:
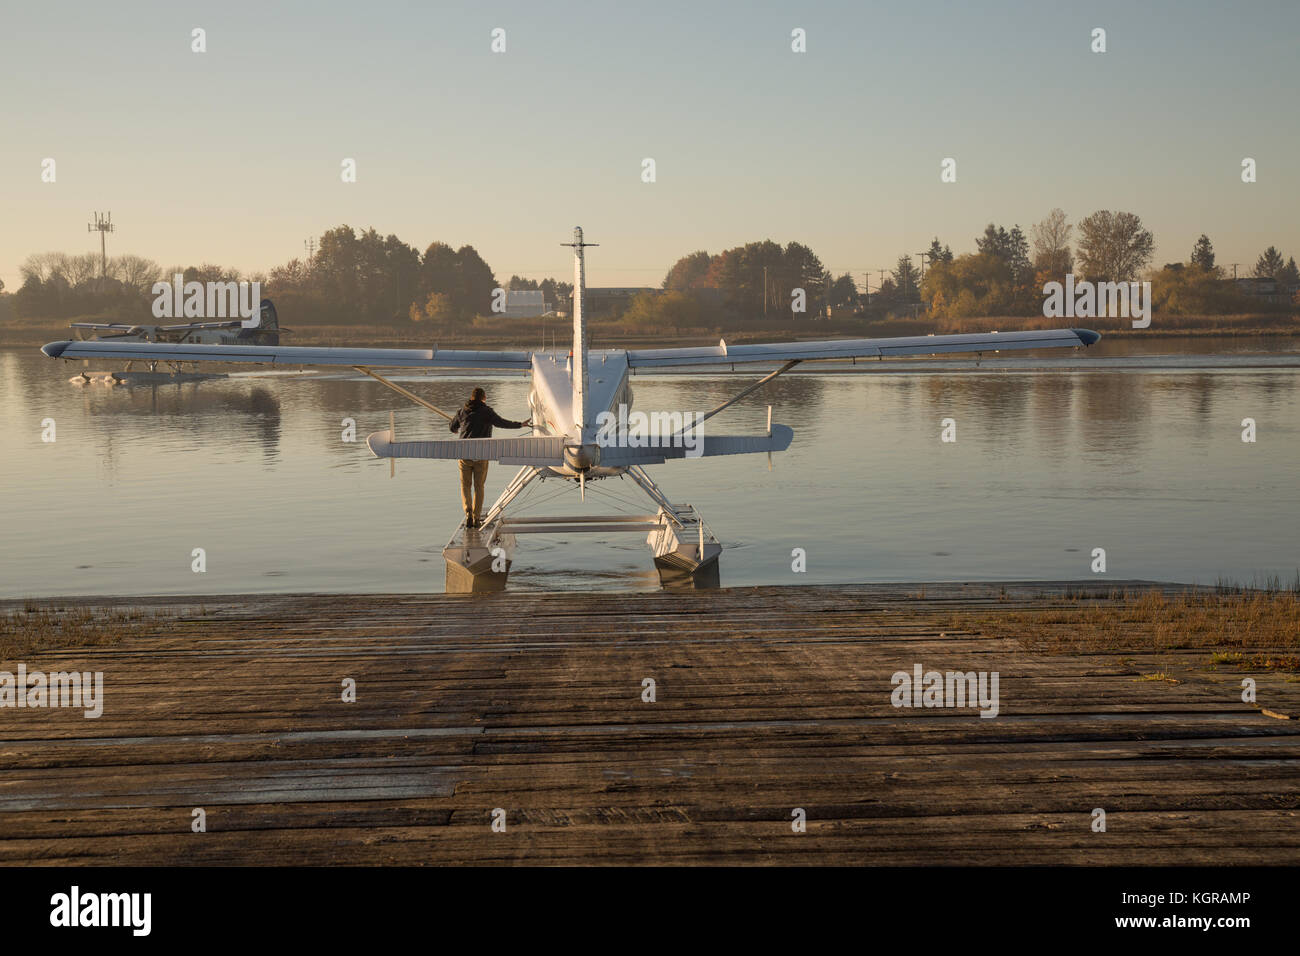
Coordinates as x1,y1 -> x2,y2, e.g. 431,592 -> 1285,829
237,298 -> 280,344
259,298 -> 279,333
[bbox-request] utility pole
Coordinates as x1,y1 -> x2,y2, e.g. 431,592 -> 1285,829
304,237 -> 317,262
915,251 -> 930,281
763,265 -> 768,317
87,211 -> 114,279
1228,262 -> 1241,280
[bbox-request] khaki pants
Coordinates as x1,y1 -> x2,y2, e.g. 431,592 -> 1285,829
458,459 -> 489,520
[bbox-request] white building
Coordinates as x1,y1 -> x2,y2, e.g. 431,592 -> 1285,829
504,290 -> 547,318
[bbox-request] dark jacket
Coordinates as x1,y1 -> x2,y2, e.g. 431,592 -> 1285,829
449,399 -> 526,439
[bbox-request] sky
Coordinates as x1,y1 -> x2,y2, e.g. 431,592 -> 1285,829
2,0 -> 1298,292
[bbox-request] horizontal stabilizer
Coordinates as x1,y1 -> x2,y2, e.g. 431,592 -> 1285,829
598,424 -> 794,466
366,431 -> 565,465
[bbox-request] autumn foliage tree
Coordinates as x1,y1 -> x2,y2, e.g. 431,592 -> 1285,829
1076,210 -> 1154,283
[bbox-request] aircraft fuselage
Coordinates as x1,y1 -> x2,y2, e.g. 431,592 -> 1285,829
528,351 -> 632,479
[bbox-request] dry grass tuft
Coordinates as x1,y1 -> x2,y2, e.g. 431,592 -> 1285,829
948,587 -> 1300,659
0,604 -> 164,660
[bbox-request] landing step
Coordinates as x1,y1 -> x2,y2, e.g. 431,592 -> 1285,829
500,514 -> 663,534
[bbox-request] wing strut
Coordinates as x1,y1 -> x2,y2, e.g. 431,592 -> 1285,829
673,359 -> 800,438
353,366 -> 454,421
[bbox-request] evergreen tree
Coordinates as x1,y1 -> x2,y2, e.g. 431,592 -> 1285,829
1190,234 -> 1216,270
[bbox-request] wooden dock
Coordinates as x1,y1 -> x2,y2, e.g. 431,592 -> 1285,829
1,583 -> 1297,866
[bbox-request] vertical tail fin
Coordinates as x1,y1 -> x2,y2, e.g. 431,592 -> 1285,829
563,227 -> 597,432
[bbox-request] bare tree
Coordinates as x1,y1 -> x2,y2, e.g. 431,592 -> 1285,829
1076,210 -> 1154,283
1031,208 -> 1073,277
19,253 -> 58,285
114,254 -> 163,294
63,252 -> 101,287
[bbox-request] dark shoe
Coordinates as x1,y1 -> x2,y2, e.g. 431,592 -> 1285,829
465,516 -> 477,529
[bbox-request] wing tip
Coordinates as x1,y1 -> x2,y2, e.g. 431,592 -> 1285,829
365,429 -> 393,458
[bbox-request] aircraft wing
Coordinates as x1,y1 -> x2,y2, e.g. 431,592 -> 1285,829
597,424 -> 795,466
624,328 -> 1100,368
367,431 -> 564,465
160,321 -> 245,331
41,340 -> 532,370
69,322 -> 146,332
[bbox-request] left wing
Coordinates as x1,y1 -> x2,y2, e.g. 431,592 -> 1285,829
625,328 -> 1100,368
42,340 -> 531,370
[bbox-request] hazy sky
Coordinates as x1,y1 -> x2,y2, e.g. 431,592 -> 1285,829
3,0 -> 1297,292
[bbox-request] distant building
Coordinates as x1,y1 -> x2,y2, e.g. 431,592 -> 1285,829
503,289 -> 547,318
1230,277 -> 1294,306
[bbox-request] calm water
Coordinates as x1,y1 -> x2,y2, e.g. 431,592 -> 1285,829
2,338 -> 1298,597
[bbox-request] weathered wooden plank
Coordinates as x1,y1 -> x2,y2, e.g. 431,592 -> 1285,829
1,583 -> 1296,864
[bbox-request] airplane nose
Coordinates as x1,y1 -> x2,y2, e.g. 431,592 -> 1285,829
42,341 -> 70,358
1072,329 -> 1102,346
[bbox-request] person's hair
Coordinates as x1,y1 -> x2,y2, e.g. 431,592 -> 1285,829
471,387 -> 486,402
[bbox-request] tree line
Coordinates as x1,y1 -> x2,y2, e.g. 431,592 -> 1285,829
7,225 -> 573,327
922,210 -> 1298,319
7,216 -> 1298,327
654,211 -> 1299,326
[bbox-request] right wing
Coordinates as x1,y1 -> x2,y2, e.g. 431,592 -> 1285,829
597,424 -> 794,466
625,328 -> 1101,368
42,340 -> 531,370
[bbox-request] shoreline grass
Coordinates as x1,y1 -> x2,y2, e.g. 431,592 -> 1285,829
0,605 -> 167,660
947,584 -> 1300,666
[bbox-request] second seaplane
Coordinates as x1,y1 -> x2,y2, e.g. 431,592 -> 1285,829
42,228 -> 1100,590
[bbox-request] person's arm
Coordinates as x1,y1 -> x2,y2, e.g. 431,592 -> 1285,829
488,407 -> 529,429
448,408 -> 463,433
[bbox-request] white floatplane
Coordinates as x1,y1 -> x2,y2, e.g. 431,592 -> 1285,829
65,300 -> 285,385
42,228 -> 1100,591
